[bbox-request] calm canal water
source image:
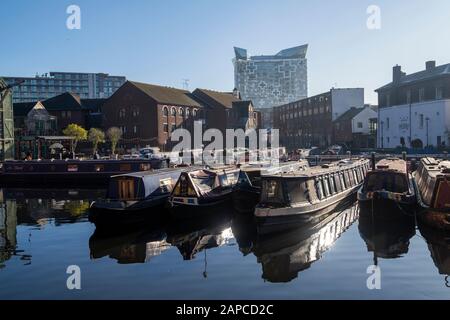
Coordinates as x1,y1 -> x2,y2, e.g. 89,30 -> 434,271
0,188 -> 449,300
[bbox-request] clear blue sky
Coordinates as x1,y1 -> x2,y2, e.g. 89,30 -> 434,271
1,0 -> 450,104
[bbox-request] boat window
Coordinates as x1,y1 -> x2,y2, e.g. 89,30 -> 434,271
353,169 -> 359,184
120,164 -> 132,171
345,170 -> 353,186
140,163 -> 151,171
95,164 -> 104,172
315,179 -> 324,200
174,175 -> 197,196
118,179 -> 135,200
218,174 -> 229,186
226,171 -> 239,186
159,178 -> 173,193
322,178 -> 330,197
285,179 -> 309,204
261,179 -> 285,204
67,164 -> 78,172
365,173 -> 409,193
192,175 -> 216,192
339,172 -> 346,189
329,175 -> 336,194
334,174 -> 342,192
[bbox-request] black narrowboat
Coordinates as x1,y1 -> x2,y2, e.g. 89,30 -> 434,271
89,167 -> 189,228
169,166 -> 240,218
254,158 -> 370,233
414,157 -> 450,230
358,158 -> 416,215
232,160 -> 309,214
0,158 -> 168,187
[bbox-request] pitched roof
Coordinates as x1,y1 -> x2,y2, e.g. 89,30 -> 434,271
376,63 -> 450,91
193,88 -> 240,109
129,81 -> 201,107
42,92 -> 82,110
13,101 -> 38,117
334,107 -> 364,122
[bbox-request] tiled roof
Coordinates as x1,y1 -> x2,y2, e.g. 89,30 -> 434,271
193,89 -> 240,109
376,63 -> 450,91
129,81 -> 201,107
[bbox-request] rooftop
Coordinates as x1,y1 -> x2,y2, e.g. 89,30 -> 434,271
234,44 -> 308,61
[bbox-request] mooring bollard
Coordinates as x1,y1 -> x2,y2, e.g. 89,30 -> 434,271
371,152 -> 376,171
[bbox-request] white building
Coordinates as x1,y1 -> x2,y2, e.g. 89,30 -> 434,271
378,100 -> 450,148
376,61 -> 450,149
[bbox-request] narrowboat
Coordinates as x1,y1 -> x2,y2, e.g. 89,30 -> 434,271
414,157 -> 450,230
89,167 -> 190,228
169,166 -> 240,218
358,158 -> 416,214
232,160 -> 309,213
0,158 -> 168,187
254,158 -> 370,232
252,202 -> 359,283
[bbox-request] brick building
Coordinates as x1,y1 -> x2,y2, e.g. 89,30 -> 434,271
272,88 -> 364,151
102,81 -> 202,151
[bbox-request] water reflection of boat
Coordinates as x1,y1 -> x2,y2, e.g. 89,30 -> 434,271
89,227 -> 170,264
231,214 -> 257,256
358,206 -> 416,261
418,221 -> 450,281
252,202 -> 359,283
166,213 -> 233,261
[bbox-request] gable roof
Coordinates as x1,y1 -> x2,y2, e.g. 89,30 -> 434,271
13,101 -> 38,117
192,88 -> 241,109
376,63 -> 450,91
42,92 -> 82,111
129,81 -> 201,107
334,107 -> 364,122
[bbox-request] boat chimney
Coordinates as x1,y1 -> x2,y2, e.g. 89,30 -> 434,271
402,151 -> 407,161
371,152 -> 376,171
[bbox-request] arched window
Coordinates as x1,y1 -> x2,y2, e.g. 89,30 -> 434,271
186,109 -> 191,117
179,107 -> 185,117
193,109 -> 198,117
163,107 -> 168,117
171,107 -> 176,116
119,109 -> 125,118
132,108 -> 140,117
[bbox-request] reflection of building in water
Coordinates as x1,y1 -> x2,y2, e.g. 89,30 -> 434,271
0,192 -> 18,267
253,203 -> 359,283
419,222 -> 450,281
358,209 -> 415,261
89,229 -> 170,264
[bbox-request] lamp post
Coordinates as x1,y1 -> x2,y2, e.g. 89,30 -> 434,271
380,121 -> 384,149
426,117 -> 430,147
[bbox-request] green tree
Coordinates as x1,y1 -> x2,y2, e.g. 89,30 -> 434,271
88,128 -> 105,156
63,124 -> 87,154
107,127 -> 123,155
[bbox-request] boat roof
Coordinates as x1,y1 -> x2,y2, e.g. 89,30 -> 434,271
372,158 -> 407,174
263,158 -> 369,179
111,166 -> 200,179
241,160 -> 308,173
420,157 -> 450,176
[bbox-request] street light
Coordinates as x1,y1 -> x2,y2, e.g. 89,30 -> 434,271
426,117 -> 430,147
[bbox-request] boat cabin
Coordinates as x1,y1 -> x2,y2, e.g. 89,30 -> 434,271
258,159 -> 370,208
364,158 -> 410,194
415,157 -> 450,210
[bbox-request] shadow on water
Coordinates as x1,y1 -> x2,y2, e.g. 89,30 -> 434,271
358,204 -> 416,262
418,221 -> 450,287
252,201 -> 360,283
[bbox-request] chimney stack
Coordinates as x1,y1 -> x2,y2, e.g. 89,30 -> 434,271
232,88 -> 241,99
426,60 -> 436,71
393,65 -> 403,83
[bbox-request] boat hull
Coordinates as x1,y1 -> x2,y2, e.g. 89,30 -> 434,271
232,186 -> 260,214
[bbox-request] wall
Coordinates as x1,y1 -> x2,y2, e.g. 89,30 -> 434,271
352,107 -> 377,134
378,99 -> 450,148
331,88 -> 365,121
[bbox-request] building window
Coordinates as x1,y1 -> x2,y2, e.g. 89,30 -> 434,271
357,122 -> 363,129
163,123 -> 168,132
386,117 -> 390,130
193,109 -> 198,117
419,88 -> 425,102
119,109 -> 126,118
133,126 -> 138,134
132,108 -> 140,117
163,107 -> 169,117
419,114 -> 424,128
406,90 -> 411,104
179,107 -> 185,116
186,109 -> 191,117
436,87 -> 443,100
171,107 -> 176,116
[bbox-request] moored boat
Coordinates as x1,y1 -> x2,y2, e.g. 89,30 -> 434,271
232,160 -> 309,214
358,157 -> 416,215
414,157 -> 450,230
254,158 -> 370,232
89,167 -> 190,228
168,166 -> 240,218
